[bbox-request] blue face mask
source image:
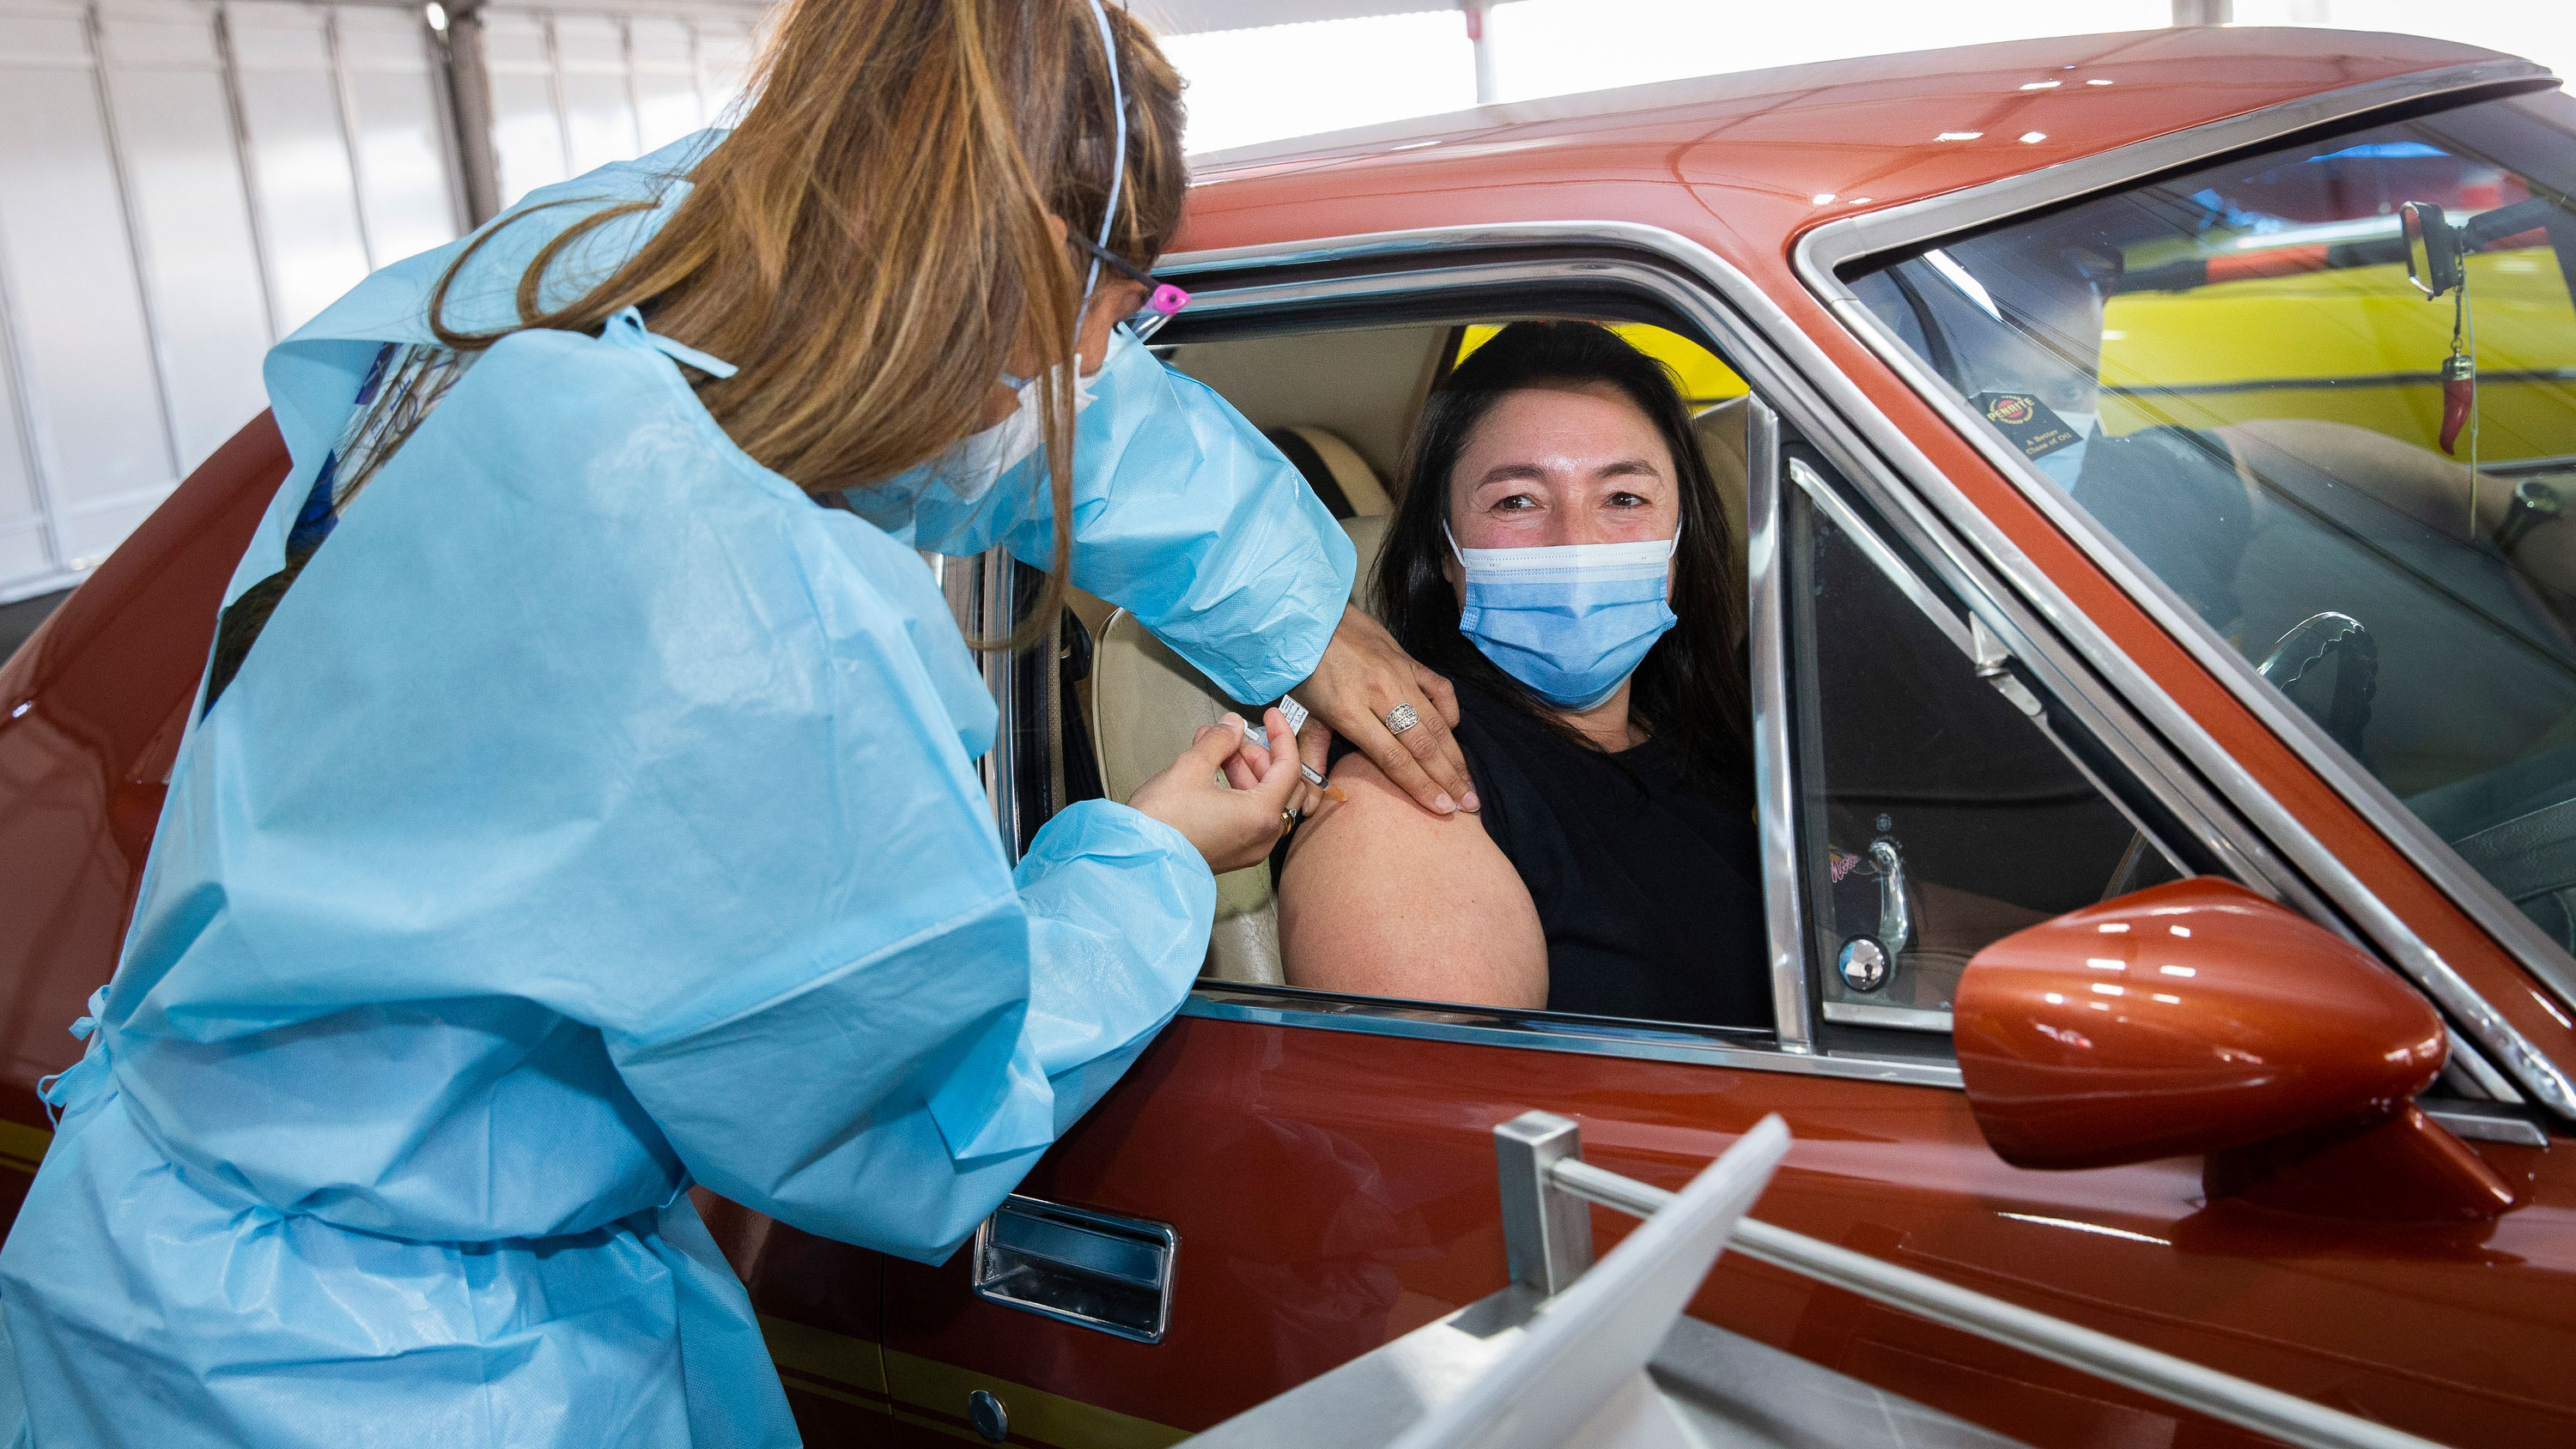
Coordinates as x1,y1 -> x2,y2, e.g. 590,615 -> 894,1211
1449,522 -> 1680,712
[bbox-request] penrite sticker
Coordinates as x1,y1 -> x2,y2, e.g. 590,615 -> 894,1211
1969,391 -> 2082,460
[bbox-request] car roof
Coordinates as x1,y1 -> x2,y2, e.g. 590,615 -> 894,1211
1176,26 -> 2528,273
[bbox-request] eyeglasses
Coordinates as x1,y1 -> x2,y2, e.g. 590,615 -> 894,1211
1067,230 -> 1191,342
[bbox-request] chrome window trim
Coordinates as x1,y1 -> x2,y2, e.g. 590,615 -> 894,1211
1745,399 -> 1816,1054
1181,986 -> 1963,1090
1795,58 -> 2552,287
1790,62 -> 2576,1117
1824,1000 -> 1957,1033
1159,208 -> 2573,1116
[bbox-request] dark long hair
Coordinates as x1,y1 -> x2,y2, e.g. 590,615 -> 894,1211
1376,321 -> 1751,779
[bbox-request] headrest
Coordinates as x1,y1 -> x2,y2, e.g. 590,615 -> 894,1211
1268,426 -> 1391,519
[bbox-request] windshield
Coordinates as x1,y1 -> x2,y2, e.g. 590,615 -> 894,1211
1851,89 -> 2576,963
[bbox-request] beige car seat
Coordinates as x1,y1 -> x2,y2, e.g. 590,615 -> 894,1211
1091,464 -> 1393,985
1268,425 -> 1393,518
1692,397 -> 1752,641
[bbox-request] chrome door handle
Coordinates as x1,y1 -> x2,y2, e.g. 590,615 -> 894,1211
971,1195 -> 1176,1343
1868,836 -> 1912,959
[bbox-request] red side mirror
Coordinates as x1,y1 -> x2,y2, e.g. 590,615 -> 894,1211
1955,878 -> 2516,1221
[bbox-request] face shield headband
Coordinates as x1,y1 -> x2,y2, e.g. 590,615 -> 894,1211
1072,1 -> 1191,342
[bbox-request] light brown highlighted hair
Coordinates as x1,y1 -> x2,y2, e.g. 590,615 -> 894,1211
428,0 -> 1188,647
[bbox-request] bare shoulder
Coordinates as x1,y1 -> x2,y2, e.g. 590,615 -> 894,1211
1277,750 -> 1546,1008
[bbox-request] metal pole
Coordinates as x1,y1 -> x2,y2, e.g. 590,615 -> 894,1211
419,1 -> 477,237
2171,0 -> 2232,24
82,0 -> 187,483
210,3 -> 283,343
1492,1112 -> 1593,1296
320,7 -> 379,269
1461,2 -> 1496,106
978,549 -> 1023,863
1515,1125 -> 2450,1449
439,0 -> 504,226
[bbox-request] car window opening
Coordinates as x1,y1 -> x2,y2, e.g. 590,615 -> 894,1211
1056,288 -> 2195,1057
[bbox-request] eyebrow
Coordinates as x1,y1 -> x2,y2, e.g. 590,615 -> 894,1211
1472,458 -> 1664,488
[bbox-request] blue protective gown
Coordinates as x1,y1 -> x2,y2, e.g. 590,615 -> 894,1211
0,133 -> 1352,1448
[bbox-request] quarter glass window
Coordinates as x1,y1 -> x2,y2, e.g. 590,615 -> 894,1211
1851,90 -> 2576,960
1786,457 -> 2179,1032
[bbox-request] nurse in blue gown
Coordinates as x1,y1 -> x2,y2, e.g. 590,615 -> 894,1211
0,2 -> 1474,1446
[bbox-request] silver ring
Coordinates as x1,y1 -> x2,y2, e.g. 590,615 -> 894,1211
1382,702 -> 1421,736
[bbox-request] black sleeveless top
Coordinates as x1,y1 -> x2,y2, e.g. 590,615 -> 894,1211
1446,681 -> 1769,1028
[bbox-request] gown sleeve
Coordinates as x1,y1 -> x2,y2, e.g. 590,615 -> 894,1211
875,331 -> 1358,705
595,524 -> 1216,1263
606,803 -> 1213,1261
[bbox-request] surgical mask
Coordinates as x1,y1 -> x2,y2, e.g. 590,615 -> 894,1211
843,362 -> 1097,540
1448,521 -> 1680,712
957,364 -> 1098,504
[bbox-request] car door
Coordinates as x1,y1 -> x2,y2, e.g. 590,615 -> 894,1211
843,239 -> 2576,1449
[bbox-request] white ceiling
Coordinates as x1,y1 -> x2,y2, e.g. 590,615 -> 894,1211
1127,0 -> 1453,38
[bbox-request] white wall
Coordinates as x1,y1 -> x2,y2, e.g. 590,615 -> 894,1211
480,3 -> 757,209
1164,0 -> 2562,155
0,0 -> 760,607
1481,0 -> 2172,106
2236,0 -> 2571,84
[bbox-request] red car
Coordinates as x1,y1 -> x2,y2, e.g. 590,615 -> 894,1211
6,23 -> 2574,1449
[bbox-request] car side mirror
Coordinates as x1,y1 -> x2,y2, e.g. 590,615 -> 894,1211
2401,199 -> 2464,299
1954,878 -> 2517,1222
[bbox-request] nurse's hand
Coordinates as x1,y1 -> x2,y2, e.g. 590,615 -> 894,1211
1130,709 -> 1306,875
1298,606 -> 1475,816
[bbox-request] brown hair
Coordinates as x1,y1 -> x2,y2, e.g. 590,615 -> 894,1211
428,0 -> 1187,647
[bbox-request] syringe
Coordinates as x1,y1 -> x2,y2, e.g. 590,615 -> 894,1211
1241,695 -> 1347,803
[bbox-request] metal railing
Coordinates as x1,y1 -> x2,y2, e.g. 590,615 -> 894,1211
1494,1112 -> 2448,1449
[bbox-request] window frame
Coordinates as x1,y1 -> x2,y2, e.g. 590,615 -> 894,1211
1793,62 -> 2576,1119
1066,232 -> 2322,1093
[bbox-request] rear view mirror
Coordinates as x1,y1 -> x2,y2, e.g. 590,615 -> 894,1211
2401,199 -> 2464,299
1954,878 -> 2516,1222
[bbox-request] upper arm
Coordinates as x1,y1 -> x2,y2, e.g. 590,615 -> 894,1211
1275,752 -> 1547,1009
2221,418 -> 2576,598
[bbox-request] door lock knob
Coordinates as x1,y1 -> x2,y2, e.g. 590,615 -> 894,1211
1838,937 -> 1890,992
968,1388 -> 1009,1443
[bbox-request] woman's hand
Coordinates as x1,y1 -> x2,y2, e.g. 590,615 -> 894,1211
1128,709 -> 1306,875
1296,605 -> 1476,815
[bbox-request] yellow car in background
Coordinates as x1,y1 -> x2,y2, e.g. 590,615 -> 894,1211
2104,238 -> 2576,464
1461,322 -> 1750,409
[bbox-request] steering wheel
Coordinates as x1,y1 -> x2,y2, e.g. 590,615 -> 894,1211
2257,611 -> 2378,758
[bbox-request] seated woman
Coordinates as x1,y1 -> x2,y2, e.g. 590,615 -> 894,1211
1273,321 -> 1766,1026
